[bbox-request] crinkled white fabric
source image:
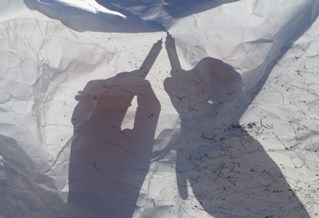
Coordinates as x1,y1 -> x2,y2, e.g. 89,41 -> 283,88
0,0 -> 319,217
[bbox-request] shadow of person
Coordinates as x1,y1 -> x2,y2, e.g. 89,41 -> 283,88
160,33 -> 310,217
68,40 -> 162,218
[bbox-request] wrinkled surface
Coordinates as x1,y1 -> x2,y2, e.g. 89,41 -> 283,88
0,0 -> 319,217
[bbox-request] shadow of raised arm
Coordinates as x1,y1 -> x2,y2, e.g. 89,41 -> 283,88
139,39 -> 162,76
165,32 -> 182,71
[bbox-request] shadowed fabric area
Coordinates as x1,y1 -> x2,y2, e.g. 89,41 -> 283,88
23,0 -> 239,32
97,0 -> 240,18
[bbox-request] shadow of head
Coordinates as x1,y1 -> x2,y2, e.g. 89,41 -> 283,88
196,57 -> 242,103
164,57 -> 242,118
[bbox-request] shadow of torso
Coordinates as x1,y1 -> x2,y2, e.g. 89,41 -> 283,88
68,70 -> 160,217
163,57 -> 310,218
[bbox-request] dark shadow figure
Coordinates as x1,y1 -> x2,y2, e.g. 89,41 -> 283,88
156,33 -> 310,217
68,40 -> 162,218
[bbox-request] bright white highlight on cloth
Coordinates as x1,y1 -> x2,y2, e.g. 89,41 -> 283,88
38,0 -> 126,17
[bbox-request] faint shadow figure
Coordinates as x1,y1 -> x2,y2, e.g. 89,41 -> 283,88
158,33 -> 310,218
68,40 -> 162,218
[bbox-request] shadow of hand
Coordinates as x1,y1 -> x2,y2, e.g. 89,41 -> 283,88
68,39 -> 162,218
